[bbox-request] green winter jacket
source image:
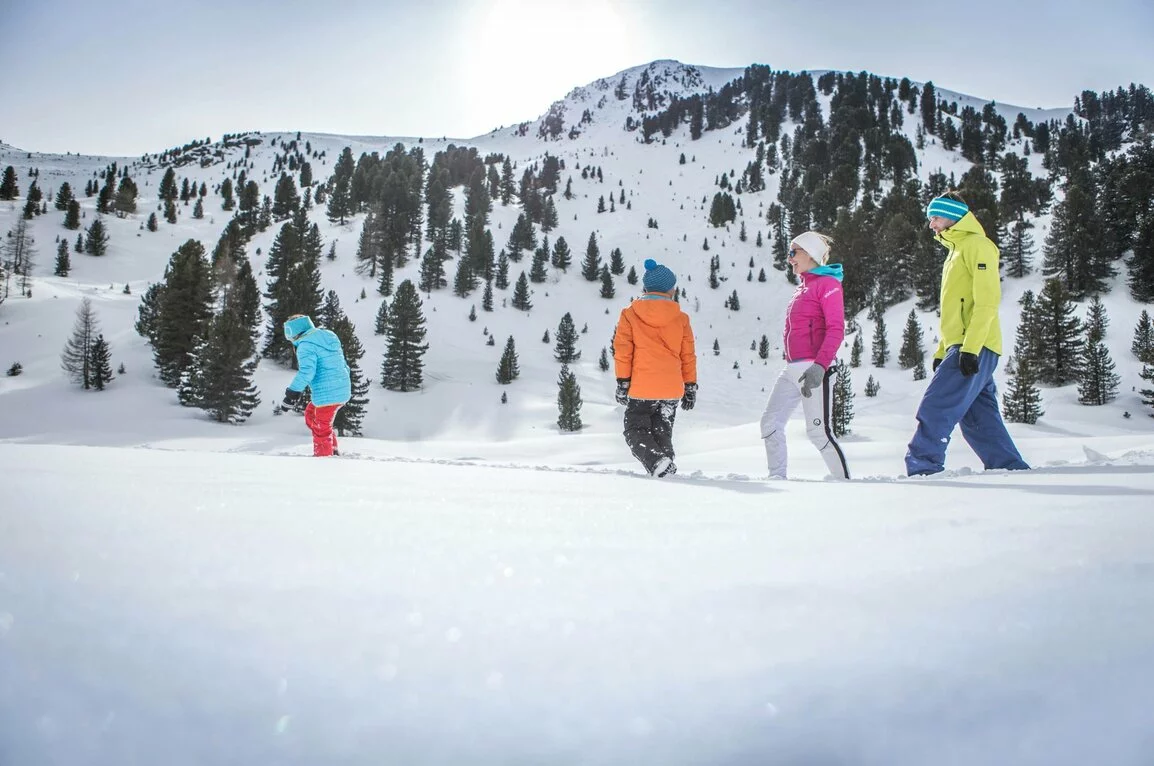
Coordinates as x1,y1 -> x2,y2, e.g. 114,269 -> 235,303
933,211 -> 1003,360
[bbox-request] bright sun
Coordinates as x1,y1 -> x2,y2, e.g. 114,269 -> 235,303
461,0 -> 633,131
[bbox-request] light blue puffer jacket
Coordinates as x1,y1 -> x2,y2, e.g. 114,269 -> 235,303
285,315 -> 351,406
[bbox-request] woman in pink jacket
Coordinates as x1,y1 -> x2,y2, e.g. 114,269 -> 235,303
760,231 -> 850,479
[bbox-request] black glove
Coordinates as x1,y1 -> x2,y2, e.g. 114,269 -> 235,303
615,378 -> 630,405
282,388 -> 303,408
932,357 -> 942,373
680,382 -> 698,411
959,352 -> 980,377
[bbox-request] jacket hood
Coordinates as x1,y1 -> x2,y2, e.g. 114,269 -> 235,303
630,294 -> 684,328
937,211 -> 986,246
804,264 -> 844,282
297,327 -> 344,353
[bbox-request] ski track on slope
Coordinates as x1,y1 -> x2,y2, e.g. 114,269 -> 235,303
134,443 -> 1154,487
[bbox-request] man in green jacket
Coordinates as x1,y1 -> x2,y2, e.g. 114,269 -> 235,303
905,192 -> 1029,476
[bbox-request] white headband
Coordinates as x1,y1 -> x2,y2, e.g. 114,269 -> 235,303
789,231 -> 830,265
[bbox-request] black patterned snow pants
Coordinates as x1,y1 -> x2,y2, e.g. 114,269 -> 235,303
623,398 -> 679,474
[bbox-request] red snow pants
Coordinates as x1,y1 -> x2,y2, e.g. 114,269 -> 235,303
304,403 -> 343,457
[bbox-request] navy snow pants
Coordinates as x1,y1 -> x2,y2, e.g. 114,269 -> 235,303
905,346 -> 1029,476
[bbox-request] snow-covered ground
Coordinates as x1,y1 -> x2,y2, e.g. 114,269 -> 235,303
2,61 -> 1153,764
3,441 -> 1154,765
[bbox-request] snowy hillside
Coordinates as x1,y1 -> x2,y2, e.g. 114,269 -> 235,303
0,60 -> 1150,455
1,58 -> 1153,764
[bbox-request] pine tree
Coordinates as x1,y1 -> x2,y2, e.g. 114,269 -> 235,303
556,363 -> 583,431
551,236 -> 572,271
1042,175 -> 1112,298
1128,208 -> 1154,302
192,197 -> 204,219
1085,294 -> 1108,343
554,312 -> 581,363
381,279 -> 428,392
61,298 -> 100,389
511,271 -> 532,311
272,172 -> 300,219
418,246 -> 447,292
759,334 -> 770,360
871,313 -> 889,367
482,279 -> 494,312
495,250 -> 510,289
220,177 -> 235,211
542,196 -> 559,231
599,265 -> 615,299
496,336 -> 520,384
609,247 -> 625,275
1132,310 -> 1154,362
158,167 -> 178,202
54,182 -> 73,211
1077,336 -> 1120,406
262,215 -> 323,364
85,218 -> 109,257
1140,361 -> 1154,416
897,310 -> 924,369
54,239 -> 70,276
0,166 -> 19,200
1012,290 -> 1042,370
831,363 -> 854,437
1034,278 -> 1083,385
151,240 -> 214,387
179,293 -> 260,422
529,246 -> 549,283
581,232 -> 601,281
374,298 -> 389,335
88,335 -> 114,391
326,147 -> 355,224
1003,218 -> 1036,278
627,265 -> 638,285
864,374 -> 880,397
145,211 -> 158,232
452,256 -> 476,298
134,283 -> 164,342
1002,354 -> 1044,424
850,334 -> 863,367
599,347 -> 610,371
113,176 -> 138,216
63,198 -> 81,230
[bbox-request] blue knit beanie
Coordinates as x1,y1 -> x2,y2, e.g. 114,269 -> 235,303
642,259 -> 677,293
926,196 -> 969,221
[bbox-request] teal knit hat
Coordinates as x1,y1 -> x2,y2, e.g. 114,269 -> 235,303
642,259 -> 677,293
926,196 -> 969,221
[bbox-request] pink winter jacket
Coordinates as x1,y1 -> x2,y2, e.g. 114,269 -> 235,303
782,267 -> 845,370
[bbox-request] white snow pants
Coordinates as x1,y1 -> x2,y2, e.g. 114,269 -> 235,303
759,360 -> 849,479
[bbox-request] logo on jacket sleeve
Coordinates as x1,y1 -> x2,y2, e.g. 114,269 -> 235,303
977,263 -> 987,270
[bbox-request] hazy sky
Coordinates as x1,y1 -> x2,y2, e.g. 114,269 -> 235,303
3,0 -> 1152,156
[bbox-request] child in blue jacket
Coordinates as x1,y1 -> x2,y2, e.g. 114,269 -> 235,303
279,314 -> 352,456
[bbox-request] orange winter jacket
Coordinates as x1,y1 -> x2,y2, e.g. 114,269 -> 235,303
613,293 -> 697,400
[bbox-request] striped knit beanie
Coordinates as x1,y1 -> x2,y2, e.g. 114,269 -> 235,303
926,196 -> 969,221
642,259 -> 677,293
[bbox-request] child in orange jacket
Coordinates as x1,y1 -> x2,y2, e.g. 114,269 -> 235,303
613,259 -> 697,477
